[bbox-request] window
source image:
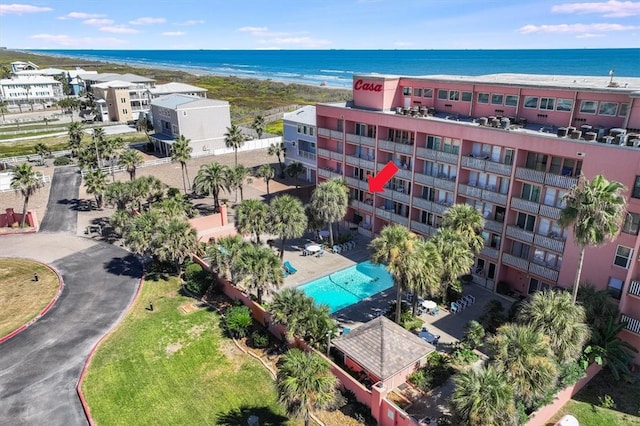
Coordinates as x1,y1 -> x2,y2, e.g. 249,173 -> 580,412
413,88 -> 422,97
516,212 -> 536,231
309,127 -> 314,136
556,99 -> 573,112
491,94 -> 503,105
437,89 -> 448,100
579,100 -> 597,114
477,93 -> 489,104
526,152 -> 547,171
427,135 -> 441,150
505,95 -> 518,107
403,87 -> 411,96
461,91 -> 472,102
607,277 -> 624,299
423,89 -> 433,98
511,241 -> 531,260
524,96 -> 539,109
614,245 -> 633,269
619,103 -> 629,117
521,183 -> 541,202
355,123 -> 366,136
598,102 -> 618,116
633,176 -> 640,199
120,97 -> 126,103
449,90 -> 460,101
622,212 -> 640,235
540,98 -> 555,110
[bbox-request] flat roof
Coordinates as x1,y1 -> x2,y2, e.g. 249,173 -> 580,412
283,105 -> 316,125
150,82 -> 207,95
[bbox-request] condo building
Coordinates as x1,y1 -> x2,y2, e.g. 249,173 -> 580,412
315,73 -> 640,361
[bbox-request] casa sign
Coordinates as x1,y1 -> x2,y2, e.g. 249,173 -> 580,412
354,79 -> 382,92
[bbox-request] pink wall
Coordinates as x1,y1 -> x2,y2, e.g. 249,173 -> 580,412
619,329 -> 640,364
0,208 -> 38,229
352,76 -> 399,111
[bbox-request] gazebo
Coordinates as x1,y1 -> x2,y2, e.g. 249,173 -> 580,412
332,316 -> 435,390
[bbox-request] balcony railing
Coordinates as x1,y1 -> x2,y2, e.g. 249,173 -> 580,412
529,262 -> 559,282
414,172 -> 434,186
433,176 -> 456,192
511,197 -> 540,215
506,225 -> 535,243
480,246 -> 500,259
416,147 -> 437,160
485,161 -> 513,176
389,190 -> 411,205
297,150 -> 317,161
458,184 -> 483,199
628,280 -> 640,298
411,220 -> 437,236
431,201 -> 451,215
484,219 -> 504,233
413,197 -> 433,210
318,128 -> 343,140
621,314 -> 640,335
515,167 -> 545,184
482,189 -> 508,205
349,199 -> 373,214
344,176 -> 369,191
376,207 -> 393,220
502,253 -> 530,272
545,173 -> 578,189
461,156 -> 486,170
390,212 -> 410,227
396,168 -> 412,180
346,133 -> 375,146
346,155 -> 374,169
438,151 -> 459,165
539,204 -> 562,220
318,168 -> 342,179
534,234 -> 565,253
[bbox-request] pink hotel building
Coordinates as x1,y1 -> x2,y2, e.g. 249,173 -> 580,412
315,73 -> 640,361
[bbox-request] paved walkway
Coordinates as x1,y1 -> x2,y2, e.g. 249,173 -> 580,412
38,167 -> 80,234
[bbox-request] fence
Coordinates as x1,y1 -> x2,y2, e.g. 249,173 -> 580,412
80,157 -> 172,178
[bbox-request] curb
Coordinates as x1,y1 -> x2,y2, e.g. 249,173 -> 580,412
76,274 -> 145,426
0,259 -> 64,345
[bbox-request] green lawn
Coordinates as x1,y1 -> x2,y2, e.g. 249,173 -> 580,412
81,273 -> 294,425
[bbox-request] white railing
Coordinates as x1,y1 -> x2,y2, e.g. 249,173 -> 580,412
627,280 -> 640,298
81,157 -> 172,177
621,314 -> 640,335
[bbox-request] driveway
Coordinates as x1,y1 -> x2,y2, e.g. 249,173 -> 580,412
0,235 -> 141,425
38,167 -> 80,233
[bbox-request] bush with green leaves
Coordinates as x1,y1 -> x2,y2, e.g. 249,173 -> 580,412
182,261 -> 214,296
250,330 -> 270,348
226,305 -> 252,338
409,352 -> 455,392
480,299 -> 507,333
451,346 -> 480,367
53,156 -> 72,166
463,320 -> 485,349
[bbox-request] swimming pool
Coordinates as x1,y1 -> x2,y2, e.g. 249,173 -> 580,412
298,261 -> 394,313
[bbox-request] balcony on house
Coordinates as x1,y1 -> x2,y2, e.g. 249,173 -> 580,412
480,246 -> 500,259
317,147 -> 343,161
481,187 -> 508,205
458,183 -> 483,199
346,154 -> 375,170
511,197 -> 540,215
515,166 -> 579,190
621,314 -> 640,335
502,252 -> 530,272
411,220 -> 437,236
318,168 -> 342,179
628,280 -> 640,298
484,218 -> 504,233
318,127 -> 344,140
534,233 -> 565,253
349,199 -> 374,214
461,154 -> 512,176
346,132 -> 376,147
506,225 -> 535,243
412,196 -> 433,211
414,172 -> 435,186
528,261 -> 559,282
538,203 -> 562,220
433,175 -> 456,192
344,176 -> 369,191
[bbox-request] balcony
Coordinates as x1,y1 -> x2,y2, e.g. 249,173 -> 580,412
460,155 -> 511,175
433,176 -> 456,192
346,133 -> 375,147
318,168 -> 342,179
480,246 -> 500,259
515,167 -> 545,184
431,201 -> 451,215
414,172 -> 434,186
346,155 -> 374,169
344,176 -> 369,191
349,199 -> 373,214
376,207 -> 393,220
627,280 -> 640,298
539,204 -> 562,220
318,128 -> 343,140
438,151 -> 459,165
545,173 -> 578,189
620,314 -> 640,335
461,156 -> 486,170
529,262 -> 559,282
390,212 -> 410,227
506,225 -> 535,243
484,219 -> 504,233
411,220 -> 437,236
413,197 -> 433,210
502,253 -> 530,272
458,184 -> 483,199
416,147 -> 437,160
382,189 -> 411,205
511,197 -> 540,215
534,234 -> 565,253
482,189 -> 508,205
485,161 -> 513,176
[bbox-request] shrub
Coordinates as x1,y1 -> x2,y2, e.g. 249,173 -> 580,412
480,299 -> 507,333
409,352 -> 455,392
226,306 -> 252,338
166,187 -> 181,198
250,330 -> 270,348
463,320 -> 485,349
451,346 -> 480,366
183,261 -> 213,296
53,156 -> 72,166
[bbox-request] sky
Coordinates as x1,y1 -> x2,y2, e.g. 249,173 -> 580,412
0,0 -> 638,50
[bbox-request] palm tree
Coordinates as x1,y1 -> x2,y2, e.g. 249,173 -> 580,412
103,136 -> 125,182
105,181 -> 133,210
235,199 -> 268,244
91,127 -> 106,168
224,124 -> 245,166
369,224 -> 419,323
490,323 -> 558,408
118,149 -> 143,181
463,320 -> 486,349
591,318 -> 639,380
67,121 -> 84,157
268,142 -> 287,178
405,239 -> 443,315
309,178 -> 348,247
442,203 -> 485,254
516,290 -> 590,364
154,218 -> 197,274
232,243 -> 283,304
256,164 -> 275,198
286,161 -> 306,191
226,164 -> 252,203
124,210 -> 159,257
277,349 -> 337,426
10,164 -> 43,228
193,162 -> 229,211
558,174 -> 626,304
171,135 -> 193,193
208,235 -> 247,281
268,194 -> 308,260
577,283 -> 619,336
451,365 -> 516,426
431,227 -> 475,300
84,169 -> 109,209
252,115 -> 266,139
269,288 -> 315,337
34,142 -> 50,164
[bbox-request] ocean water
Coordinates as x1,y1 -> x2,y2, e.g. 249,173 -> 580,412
29,49 -> 640,88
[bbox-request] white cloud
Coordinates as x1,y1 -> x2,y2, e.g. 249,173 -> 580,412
270,37 -> 332,48
238,26 -> 270,35
576,32 -> 605,37
59,11 -> 105,20
30,33 -> 126,48
517,22 -> 638,33
161,31 -> 185,36
394,41 -> 414,47
551,1 -> 640,18
0,4 -> 52,15
83,18 -> 113,26
178,19 -> 204,26
99,25 -> 140,34
129,17 -> 166,25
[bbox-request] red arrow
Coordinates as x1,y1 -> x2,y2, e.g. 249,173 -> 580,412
368,161 -> 399,193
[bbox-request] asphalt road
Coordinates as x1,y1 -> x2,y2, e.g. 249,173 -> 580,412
0,243 -> 141,426
38,167 -> 80,233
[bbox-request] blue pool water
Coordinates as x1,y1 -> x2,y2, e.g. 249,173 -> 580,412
299,261 -> 394,313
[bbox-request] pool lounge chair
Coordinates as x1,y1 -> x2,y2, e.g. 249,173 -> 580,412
284,261 -> 297,274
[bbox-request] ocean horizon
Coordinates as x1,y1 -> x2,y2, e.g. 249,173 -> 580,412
27,48 -> 640,88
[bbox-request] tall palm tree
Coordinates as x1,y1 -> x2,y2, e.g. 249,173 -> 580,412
286,161 -> 306,191
171,135 -> 193,194
193,162 -> 229,211
516,290 -> 590,364
103,136 -> 125,182
91,127 -> 106,168
154,218 -> 197,274
491,323 -> 558,408
118,149 -> 143,181
277,349 -> 337,426
235,199 -> 268,244
10,164 -> 43,228
67,121 -> 84,158
268,194 -> 308,260
124,210 -> 159,257
252,115 -> 266,139
369,224 -> 419,324
405,239 -> 443,315
431,227 -> 475,300
208,235 -> 247,281
269,288 -> 316,337
105,181 -> 133,210
83,169 -> 109,209
34,142 -> 50,164
224,124 -> 245,166
256,164 -> 275,198
309,178 -> 348,247
442,203 -> 485,254
451,365 -> 516,426
268,142 -> 287,178
558,174 -> 626,303
226,164 -> 252,203
232,243 -> 283,304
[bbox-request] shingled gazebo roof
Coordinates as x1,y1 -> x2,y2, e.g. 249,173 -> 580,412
332,316 -> 435,381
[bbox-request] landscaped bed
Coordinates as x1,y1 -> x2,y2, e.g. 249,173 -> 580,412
0,258 -> 59,337
81,273 -> 296,425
